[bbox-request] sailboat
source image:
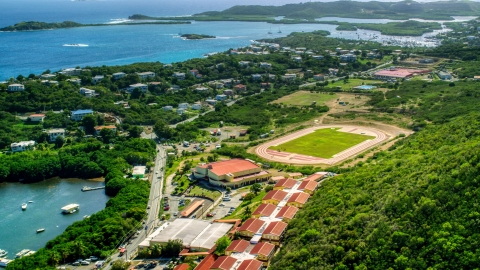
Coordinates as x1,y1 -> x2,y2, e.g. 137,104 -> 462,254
268,28 -> 272,34
278,28 -> 282,33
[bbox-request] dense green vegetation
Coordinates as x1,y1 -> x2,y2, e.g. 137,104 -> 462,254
271,113 -> 480,269
336,20 -> 442,36
0,20 -> 190,32
181,34 -> 216,40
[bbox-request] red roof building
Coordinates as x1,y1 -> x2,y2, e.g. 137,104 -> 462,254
275,205 -> 299,222
237,259 -> 263,270
262,190 -> 288,205
238,218 -> 265,237
252,204 -> 277,218
262,221 -> 288,241
303,172 -> 327,182
224,240 -> 250,255
373,68 -> 430,80
250,242 -> 275,261
174,264 -> 190,270
210,256 -> 237,270
274,178 -> 297,190
287,192 -> 310,208
234,84 -> 247,92
297,180 -> 318,194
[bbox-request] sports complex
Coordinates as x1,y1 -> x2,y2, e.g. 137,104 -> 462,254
255,125 -> 389,165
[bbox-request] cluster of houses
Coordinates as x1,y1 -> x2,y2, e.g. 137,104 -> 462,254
171,167 -> 329,270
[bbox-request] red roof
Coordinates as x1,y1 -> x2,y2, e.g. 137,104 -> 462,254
297,180 -> 318,192
303,173 -> 327,182
250,242 -> 275,257
237,259 -> 263,270
210,256 -> 237,270
275,205 -> 298,220
199,159 -> 259,176
252,204 -> 276,217
195,254 -> 218,270
263,221 -> 288,237
274,178 -> 297,189
174,264 -> 190,270
288,192 -> 310,204
29,114 -> 45,117
225,240 -> 250,253
263,190 -> 288,202
238,218 -> 265,234
374,69 -> 413,78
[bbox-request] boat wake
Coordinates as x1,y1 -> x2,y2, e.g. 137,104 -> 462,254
216,36 -> 247,39
63,44 -> 89,47
107,18 -> 133,24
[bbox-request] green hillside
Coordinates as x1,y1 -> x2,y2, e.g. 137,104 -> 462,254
270,113 -> 480,269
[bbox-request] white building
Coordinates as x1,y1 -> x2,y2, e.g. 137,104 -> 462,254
8,84 -> 25,92
191,103 -> 202,110
260,62 -> 272,68
312,55 -> 324,60
195,86 -> 209,92
293,56 -> 302,62
137,72 -> 155,79
178,103 -> 189,109
11,141 -> 35,152
80,87 -> 96,97
162,106 -> 173,111
112,72 -> 126,80
340,54 -> 357,62
216,94 -> 228,101
48,128 -> 65,142
59,68 -> 83,76
28,114 -> 45,122
239,61 -> 250,67
251,74 -> 262,81
173,72 -> 186,80
71,109 -> 93,121
67,78 -> 81,85
40,74 -> 56,79
92,75 -> 104,84
127,83 -> 148,93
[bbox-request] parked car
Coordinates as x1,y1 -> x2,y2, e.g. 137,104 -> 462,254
89,256 -> 98,261
207,212 -> 215,217
72,262 -> 80,266
164,206 -> 170,211
219,203 -> 225,206
173,212 -> 178,216
80,260 -> 90,265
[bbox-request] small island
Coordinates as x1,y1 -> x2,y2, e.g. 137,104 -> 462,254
181,34 -> 216,40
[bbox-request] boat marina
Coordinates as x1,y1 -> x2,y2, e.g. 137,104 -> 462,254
14,249 -> 34,259
61,204 -> 79,214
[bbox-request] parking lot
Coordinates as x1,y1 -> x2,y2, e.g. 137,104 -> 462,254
210,192 -> 244,219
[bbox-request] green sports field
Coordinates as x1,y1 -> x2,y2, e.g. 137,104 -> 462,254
269,128 -> 375,158
271,91 -> 337,106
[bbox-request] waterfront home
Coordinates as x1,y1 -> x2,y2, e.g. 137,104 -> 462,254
48,128 -> 65,142
7,84 -> 24,92
71,109 -> 93,121
41,80 -> 59,86
137,72 -> 155,79
112,72 -> 126,80
11,141 -> 35,152
28,114 -> 45,122
92,75 -> 104,85
127,83 -> 148,93
80,87 -> 96,97
94,125 -> 117,135
173,72 -> 186,80
59,68 -> 83,76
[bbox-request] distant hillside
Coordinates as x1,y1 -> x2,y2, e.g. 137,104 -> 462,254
197,1 -> 480,20
0,21 -> 82,31
270,112 -> 480,269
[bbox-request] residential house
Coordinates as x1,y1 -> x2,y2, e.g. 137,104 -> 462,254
60,68 -> 82,76
40,74 -> 56,79
223,89 -> 234,96
28,114 -> 45,122
94,125 -> 117,135
267,74 -> 276,81
127,83 -> 148,93
237,260 -> 263,270
178,103 -> 189,109
367,52 -> 379,59
251,46 -> 262,52
281,74 -> 296,81
176,108 -> 185,114
230,50 -> 239,55
262,190 -> 288,205
419,59 -> 434,64
210,256 -> 237,270
92,75 -> 104,84
215,94 -> 228,101
250,242 -> 275,266
137,72 -> 155,79
112,72 -> 126,80
239,61 -> 250,67
173,72 -> 186,80
312,55 -> 324,60
149,82 -> 161,89
340,54 -> 357,62
234,84 -> 247,92
275,205 -> 298,223
262,221 -> 287,243
67,78 -> 81,85
237,218 -> 265,237
206,99 -> 217,106
196,86 -> 210,92
191,103 -> 202,110
11,141 -> 35,152
195,74 -> 203,79
80,87 -> 96,97
224,240 -> 250,256
41,80 -> 59,86
220,79 -> 233,87
7,84 -> 25,92
252,203 -> 277,219
293,56 -> 302,62
189,69 -> 199,76
329,68 -> 338,76
260,62 -> 272,68
287,192 -> 310,208
437,71 -> 452,80
251,74 -> 262,81
273,178 -> 297,190
162,106 -> 173,111
71,109 -> 93,121
297,180 -> 319,195
48,128 -> 65,142
314,74 -> 325,81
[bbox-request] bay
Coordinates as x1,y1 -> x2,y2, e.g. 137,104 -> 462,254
0,178 -> 110,259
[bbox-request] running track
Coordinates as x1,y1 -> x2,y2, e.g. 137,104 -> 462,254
255,125 -> 388,165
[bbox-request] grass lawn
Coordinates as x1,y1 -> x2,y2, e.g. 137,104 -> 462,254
271,91 -> 337,106
269,128 -> 375,158
186,185 -> 222,201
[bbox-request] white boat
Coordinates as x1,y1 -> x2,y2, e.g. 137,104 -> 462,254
21,203 -> 27,210
0,258 -> 12,267
63,43 -> 89,47
61,204 -> 79,214
28,201 -> 33,203
36,228 -> 45,233
0,249 -> 7,258
15,249 -> 30,258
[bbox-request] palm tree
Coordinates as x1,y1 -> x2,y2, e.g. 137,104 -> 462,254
73,241 -> 86,259
48,251 -> 61,266
150,244 -> 162,257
